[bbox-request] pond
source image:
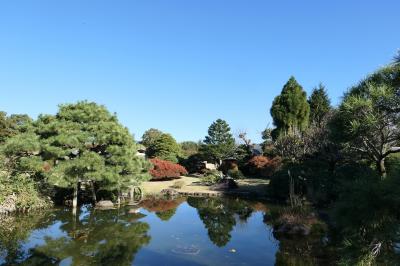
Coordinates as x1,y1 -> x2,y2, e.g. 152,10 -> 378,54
0,197 -> 329,266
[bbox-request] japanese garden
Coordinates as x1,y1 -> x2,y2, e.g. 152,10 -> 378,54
1,56 -> 399,265
1,1 -> 400,265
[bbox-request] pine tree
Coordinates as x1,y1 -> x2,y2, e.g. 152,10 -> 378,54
394,51 -> 400,65
0,112 -> 13,143
330,65 -> 400,178
35,101 -> 150,213
308,83 -> 331,126
0,131 -> 46,210
202,119 -> 236,164
0,112 -> 32,143
270,77 -> 310,139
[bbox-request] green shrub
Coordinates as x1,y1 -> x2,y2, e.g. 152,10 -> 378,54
219,159 -> 239,174
227,169 -> 245,179
171,180 -> 185,189
334,171 -> 400,265
200,170 -> 222,185
267,163 -> 302,201
387,153 -> 400,177
0,173 -> 49,211
179,153 -> 208,174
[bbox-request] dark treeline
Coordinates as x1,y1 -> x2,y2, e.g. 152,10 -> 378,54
265,61 -> 400,264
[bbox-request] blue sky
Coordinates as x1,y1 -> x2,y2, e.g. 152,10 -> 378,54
0,0 -> 399,143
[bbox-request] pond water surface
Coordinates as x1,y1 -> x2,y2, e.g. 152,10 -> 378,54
0,197 -> 328,266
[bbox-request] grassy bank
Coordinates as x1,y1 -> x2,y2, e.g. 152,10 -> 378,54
140,176 -> 270,198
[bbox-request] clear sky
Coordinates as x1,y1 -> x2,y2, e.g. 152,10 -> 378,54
0,0 -> 399,143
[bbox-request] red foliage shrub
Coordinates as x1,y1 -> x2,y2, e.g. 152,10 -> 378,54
246,156 -> 282,178
150,158 -> 188,181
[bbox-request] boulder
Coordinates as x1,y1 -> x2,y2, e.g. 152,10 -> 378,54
95,200 -> 114,209
0,194 -> 17,214
211,178 -> 238,190
161,189 -> 179,197
274,223 -> 310,236
128,208 -> 140,214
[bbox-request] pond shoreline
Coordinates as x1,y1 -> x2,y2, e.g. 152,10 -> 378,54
0,194 -> 52,216
0,176 -> 270,216
140,176 -> 271,199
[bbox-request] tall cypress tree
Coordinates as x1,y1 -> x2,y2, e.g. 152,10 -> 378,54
270,77 -> 310,139
308,83 -> 331,126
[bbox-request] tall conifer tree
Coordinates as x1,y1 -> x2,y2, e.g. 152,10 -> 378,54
308,84 -> 331,126
202,119 -> 236,164
270,77 -> 310,139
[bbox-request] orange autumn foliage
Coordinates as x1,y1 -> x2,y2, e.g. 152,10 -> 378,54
149,158 -> 188,181
246,156 -> 282,178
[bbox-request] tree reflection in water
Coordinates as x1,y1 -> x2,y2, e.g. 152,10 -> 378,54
1,206 -> 151,266
140,196 -> 186,222
4,196 -> 394,265
273,234 -> 333,266
0,211 -> 55,265
187,197 -> 253,247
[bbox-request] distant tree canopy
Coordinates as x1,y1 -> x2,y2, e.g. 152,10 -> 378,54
330,65 -> 400,177
308,84 -> 331,126
201,119 -> 236,164
270,77 -> 310,139
146,133 -> 181,163
180,141 -> 200,158
140,128 -> 163,147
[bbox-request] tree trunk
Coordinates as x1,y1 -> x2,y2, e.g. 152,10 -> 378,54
288,170 -> 295,207
71,209 -> 78,239
91,181 -> 97,203
377,158 -> 387,179
129,186 -> 134,201
306,178 -> 315,204
72,182 -> 78,216
117,188 -> 121,206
